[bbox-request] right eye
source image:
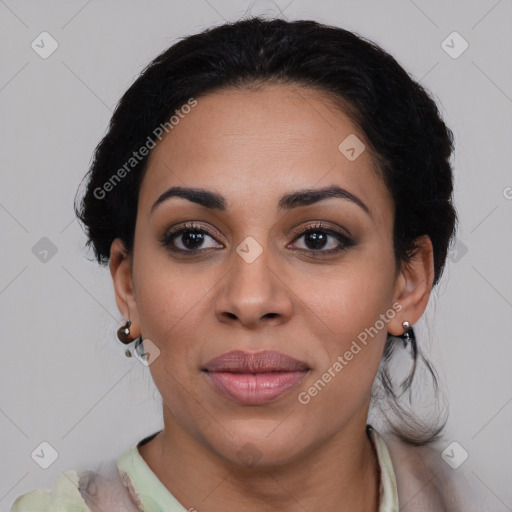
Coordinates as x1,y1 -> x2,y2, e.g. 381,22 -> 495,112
160,222 -> 224,253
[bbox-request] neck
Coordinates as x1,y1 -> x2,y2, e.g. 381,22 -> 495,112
138,410 -> 380,512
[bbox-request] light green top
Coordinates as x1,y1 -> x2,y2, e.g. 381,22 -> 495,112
10,426 -> 398,511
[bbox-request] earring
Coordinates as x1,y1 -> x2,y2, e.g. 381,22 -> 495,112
399,320 -> 416,346
401,321 -> 412,340
117,320 -> 142,358
117,320 -> 133,344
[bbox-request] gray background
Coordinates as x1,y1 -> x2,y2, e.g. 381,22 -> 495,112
1,0 -> 511,509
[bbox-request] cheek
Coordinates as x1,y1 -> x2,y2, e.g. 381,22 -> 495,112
297,251 -> 396,341
133,253 -> 221,395
293,253 -> 396,403
134,268 -> 205,423
134,249 -> 209,339
295,274 -> 393,421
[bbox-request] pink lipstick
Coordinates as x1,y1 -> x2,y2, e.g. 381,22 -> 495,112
202,350 -> 309,405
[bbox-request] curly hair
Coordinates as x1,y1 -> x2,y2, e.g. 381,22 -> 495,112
75,16 -> 457,446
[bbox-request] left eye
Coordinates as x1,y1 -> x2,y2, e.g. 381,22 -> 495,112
290,227 -> 353,253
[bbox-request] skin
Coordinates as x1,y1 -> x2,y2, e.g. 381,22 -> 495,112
110,83 -> 434,512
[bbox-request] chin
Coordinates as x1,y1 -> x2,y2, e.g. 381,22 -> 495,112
208,421 -> 313,469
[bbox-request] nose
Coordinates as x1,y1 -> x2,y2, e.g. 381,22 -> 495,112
214,242 -> 294,331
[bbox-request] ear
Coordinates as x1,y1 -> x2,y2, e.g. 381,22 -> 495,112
388,235 -> 435,337
110,238 -> 140,337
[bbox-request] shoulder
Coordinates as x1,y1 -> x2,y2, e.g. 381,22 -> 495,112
10,470 -> 91,512
380,431 -> 480,512
10,459 -> 140,512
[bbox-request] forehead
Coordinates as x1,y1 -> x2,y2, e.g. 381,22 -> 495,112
139,84 -> 392,221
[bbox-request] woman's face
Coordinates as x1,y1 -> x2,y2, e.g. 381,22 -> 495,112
113,84 -> 414,466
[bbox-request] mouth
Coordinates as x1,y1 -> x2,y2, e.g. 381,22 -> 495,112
202,350 -> 310,405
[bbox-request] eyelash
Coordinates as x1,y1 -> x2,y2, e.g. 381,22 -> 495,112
160,221 -> 355,256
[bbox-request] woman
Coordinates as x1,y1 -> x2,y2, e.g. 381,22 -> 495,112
11,16 -> 476,512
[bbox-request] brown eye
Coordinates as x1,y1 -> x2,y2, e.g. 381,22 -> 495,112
290,223 -> 355,255
160,223 -> 223,253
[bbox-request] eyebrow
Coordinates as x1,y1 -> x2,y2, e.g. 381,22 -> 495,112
150,185 -> 370,216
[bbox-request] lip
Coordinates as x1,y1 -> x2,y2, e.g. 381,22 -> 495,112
202,350 -> 310,405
